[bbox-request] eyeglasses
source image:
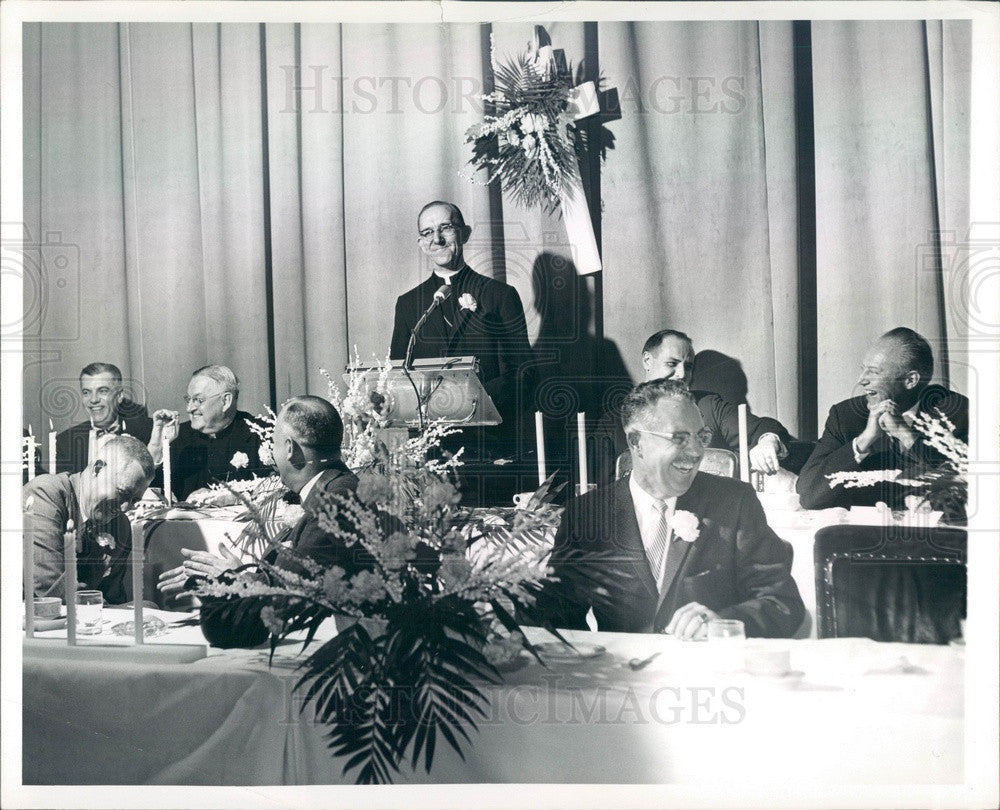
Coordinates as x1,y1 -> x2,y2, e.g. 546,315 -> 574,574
418,223 -> 460,241
635,427 -> 713,449
183,392 -> 225,407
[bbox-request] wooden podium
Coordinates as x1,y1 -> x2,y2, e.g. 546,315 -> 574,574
346,356 -> 501,429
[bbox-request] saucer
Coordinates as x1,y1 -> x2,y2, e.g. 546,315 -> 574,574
534,641 -> 606,662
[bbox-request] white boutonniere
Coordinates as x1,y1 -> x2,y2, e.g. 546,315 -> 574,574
95,532 -> 116,552
230,451 -> 250,469
668,510 -> 700,543
282,503 -> 306,528
458,293 -> 477,313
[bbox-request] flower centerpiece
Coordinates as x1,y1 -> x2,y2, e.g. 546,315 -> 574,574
194,421 -> 566,784
826,409 -> 968,523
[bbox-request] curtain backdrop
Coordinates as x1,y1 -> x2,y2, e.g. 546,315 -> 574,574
22,20 -> 970,444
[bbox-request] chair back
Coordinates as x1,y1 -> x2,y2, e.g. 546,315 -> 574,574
813,524 -> 966,643
614,447 -> 739,481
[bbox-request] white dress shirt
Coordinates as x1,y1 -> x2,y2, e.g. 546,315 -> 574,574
628,475 -> 677,588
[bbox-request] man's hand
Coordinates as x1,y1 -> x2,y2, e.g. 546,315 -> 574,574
876,403 -> 918,451
856,398 -> 893,454
748,434 -> 785,475
148,410 -> 180,465
665,602 -> 720,641
156,544 -> 242,595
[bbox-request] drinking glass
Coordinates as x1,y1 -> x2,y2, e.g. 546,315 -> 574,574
706,619 -> 746,641
75,590 -> 104,635
705,619 -> 745,672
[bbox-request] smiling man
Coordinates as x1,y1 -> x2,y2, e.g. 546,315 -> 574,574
24,435 -> 154,603
388,201 -> 534,502
53,363 -> 153,474
148,365 -> 266,501
796,327 -> 969,510
537,378 -> 804,638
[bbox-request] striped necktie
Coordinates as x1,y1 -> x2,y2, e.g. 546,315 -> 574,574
645,500 -> 671,593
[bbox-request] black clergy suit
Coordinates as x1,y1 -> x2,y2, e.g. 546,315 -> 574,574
796,385 -> 969,511
535,473 -> 805,637
389,265 -> 534,453
156,410 -> 268,501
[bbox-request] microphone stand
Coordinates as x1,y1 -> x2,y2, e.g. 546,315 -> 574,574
403,286 -> 451,432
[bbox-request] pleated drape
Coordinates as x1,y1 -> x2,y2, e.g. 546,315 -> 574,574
21,21 -> 970,441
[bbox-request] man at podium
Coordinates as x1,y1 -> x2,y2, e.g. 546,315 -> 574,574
390,201 -> 534,502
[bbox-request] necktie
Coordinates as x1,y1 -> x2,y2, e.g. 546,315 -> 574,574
645,500 -> 671,593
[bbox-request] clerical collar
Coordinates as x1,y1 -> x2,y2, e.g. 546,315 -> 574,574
201,413 -> 238,439
433,264 -> 470,286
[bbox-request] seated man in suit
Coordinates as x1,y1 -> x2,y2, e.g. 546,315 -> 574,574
24,435 -> 155,604
148,365 -> 268,502
53,362 -> 153,475
389,201 -> 534,504
595,329 -> 793,483
796,327 -> 969,510
538,378 -> 804,639
158,397 -> 360,642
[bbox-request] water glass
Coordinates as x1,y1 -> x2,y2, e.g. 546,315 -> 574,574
75,590 -> 104,635
705,619 -> 745,672
706,619 -> 746,641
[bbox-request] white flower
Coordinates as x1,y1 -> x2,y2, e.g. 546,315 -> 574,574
521,133 -> 537,153
669,510 -> 700,543
258,442 -> 274,467
95,533 -> 116,552
459,293 -> 477,312
282,503 -> 305,528
520,112 -> 547,134
230,451 -> 250,470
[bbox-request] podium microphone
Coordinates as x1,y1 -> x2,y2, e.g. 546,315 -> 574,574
405,284 -> 452,370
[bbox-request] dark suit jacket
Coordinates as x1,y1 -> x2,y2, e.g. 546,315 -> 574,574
199,463 -> 360,648
796,385 -> 969,510
54,411 -> 154,475
23,473 -> 134,604
535,474 -> 804,637
594,390 -> 792,485
156,410 -> 267,500
389,265 -> 535,441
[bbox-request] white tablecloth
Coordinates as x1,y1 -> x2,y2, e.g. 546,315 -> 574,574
22,610 -> 963,785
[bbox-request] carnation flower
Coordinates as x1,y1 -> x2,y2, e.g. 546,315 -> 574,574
458,293 -> 477,313
95,533 -> 116,551
282,503 -> 305,528
521,133 -> 537,153
669,510 -> 700,543
438,555 -> 473,590
258,443 -> 274,467
230,451 -> 250,470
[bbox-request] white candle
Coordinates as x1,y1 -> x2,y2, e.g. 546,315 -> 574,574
24,496 -> 35,638
737,404 -> 750,483
48,419 -> 57,474
576,412 -> 589,491
132,530 -> 144,644
26,425 -> 36,480
64,519 -> 77,645
535,411 -> 546,486
162,437 -> 173,506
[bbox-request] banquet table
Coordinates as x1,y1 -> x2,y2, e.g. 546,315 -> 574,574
22,609 -> 963,785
